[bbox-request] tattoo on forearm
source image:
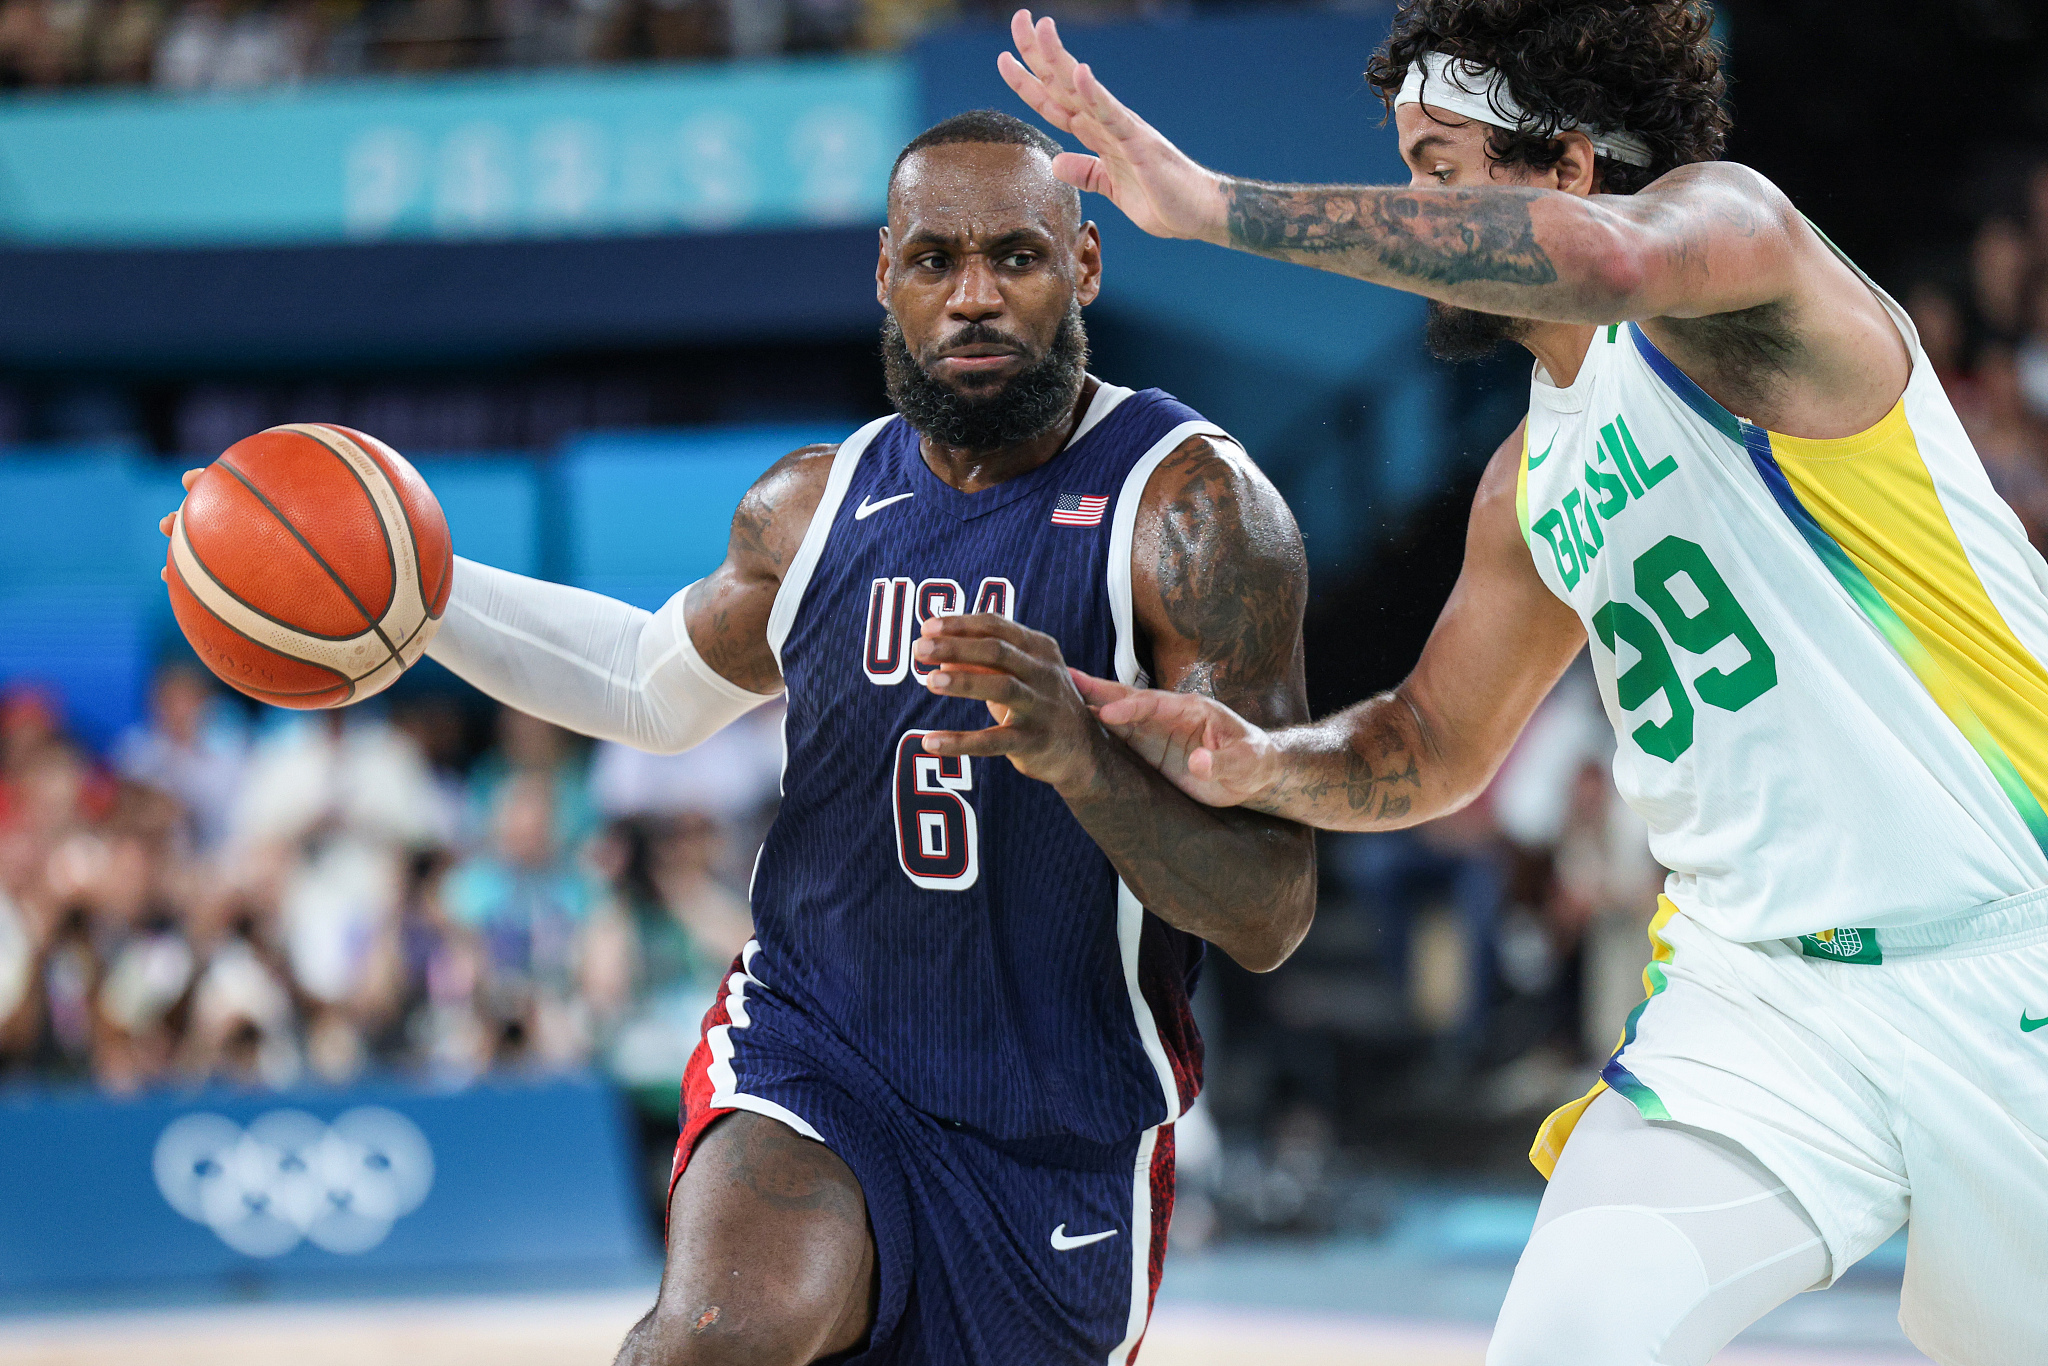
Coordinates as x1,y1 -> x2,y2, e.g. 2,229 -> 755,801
1253,696 -> 1428,825
1223,179 -> 1559,289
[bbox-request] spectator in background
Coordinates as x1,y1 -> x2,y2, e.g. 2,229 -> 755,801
589,0 -> 727,62
91,0 -> 167,82
1970,217 -> 2034,343
2016,280 -> 2048,424
1906,279 -> 1974,399
581,812 -> 750,1086
588,699 -> 781,886
87,785 -> 197,1093
228,709 -> 448,1074
446,769 -> 592,1067
114,661 -> 248,860
359,848 -> 491,1080
179,893 -> 303,1088
466,706 -> 596,854
155,0 -> 312,90
1962,343 -> 2048,552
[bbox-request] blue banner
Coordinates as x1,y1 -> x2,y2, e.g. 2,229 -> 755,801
0,61 -> 911,247
0,1075 -> 654,1292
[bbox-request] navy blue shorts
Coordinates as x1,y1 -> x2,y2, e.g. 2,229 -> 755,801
673,948 -> 1176,1365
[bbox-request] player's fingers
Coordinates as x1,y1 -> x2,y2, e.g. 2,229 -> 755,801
182,467 -> 203,490
1072,62 -> 1149,146
158,567 -> 167,582
159,511 -> 175,536
1050,151 -> 1106,193
998,52 -> 1074,131
923,669 -> 1022,707
1030,15 -> 1086,94
1188,747 -> 1216,780
1070,670 -> 1130,706
921,726 -> 1018,758
1092,690 -> 1156,727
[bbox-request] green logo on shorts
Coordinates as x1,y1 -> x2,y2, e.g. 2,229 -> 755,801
2023,1012 -> 2048,1034
1797,927 -> 1883,964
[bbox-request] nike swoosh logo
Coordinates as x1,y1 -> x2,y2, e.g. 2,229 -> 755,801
2024,1012 -> 2048,1033
854,492 -> 914,520
1526,435 -> 1556,470
1050,1223 -> 1119,1251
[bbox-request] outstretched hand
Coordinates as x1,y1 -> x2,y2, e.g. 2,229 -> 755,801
997,10 -> 1227,244
1072,672 -> 1278,810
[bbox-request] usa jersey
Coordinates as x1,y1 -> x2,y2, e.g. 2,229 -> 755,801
739,382 -> 1224,1144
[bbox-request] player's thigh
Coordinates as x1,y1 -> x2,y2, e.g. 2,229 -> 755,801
1488,1089 -> 1830,1366
623,1111 -> 879,1366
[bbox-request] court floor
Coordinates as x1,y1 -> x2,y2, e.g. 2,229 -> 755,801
0,1292 -> 1931,1366
0,1196 -> 1929,1366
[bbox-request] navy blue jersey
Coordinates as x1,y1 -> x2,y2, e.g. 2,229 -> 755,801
745,383 -> 1219,1144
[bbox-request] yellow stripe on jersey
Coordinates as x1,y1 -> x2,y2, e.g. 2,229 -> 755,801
1529,897 -> 1682,1179
1769,405 -> 2048,822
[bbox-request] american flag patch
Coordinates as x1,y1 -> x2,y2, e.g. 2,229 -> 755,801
1051,492 -> 1109,527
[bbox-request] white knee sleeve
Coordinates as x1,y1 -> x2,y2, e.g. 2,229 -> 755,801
1488,1090 -> 1831,1366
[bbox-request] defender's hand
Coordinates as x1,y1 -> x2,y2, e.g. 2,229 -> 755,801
916,614 -> 1103,792
998,10 -> 1228,244
1074,672 -> 1279,809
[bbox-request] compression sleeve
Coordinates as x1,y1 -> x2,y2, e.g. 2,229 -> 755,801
425,556 -> 778,754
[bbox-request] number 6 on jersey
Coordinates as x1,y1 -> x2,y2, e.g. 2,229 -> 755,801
893,731 -> 979,890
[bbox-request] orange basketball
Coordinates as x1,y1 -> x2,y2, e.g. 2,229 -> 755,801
165,423 -> 453,709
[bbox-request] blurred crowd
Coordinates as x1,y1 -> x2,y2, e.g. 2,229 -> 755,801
1906,161 -> 2048,551
0,660 -> 781,1096
0,0 -> 1168,87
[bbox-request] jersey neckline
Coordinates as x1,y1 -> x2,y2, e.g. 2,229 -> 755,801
895,378 -> 1140,523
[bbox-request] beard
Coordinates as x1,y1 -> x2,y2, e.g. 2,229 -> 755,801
882,302 -> 1089,450
1425,299 -> 1532,361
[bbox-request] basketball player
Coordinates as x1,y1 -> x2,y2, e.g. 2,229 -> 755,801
420,112 -> 1309,1365
1000,2 -> 2048,1362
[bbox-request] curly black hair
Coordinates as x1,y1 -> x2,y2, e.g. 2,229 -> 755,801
1364,0 -> 1729,195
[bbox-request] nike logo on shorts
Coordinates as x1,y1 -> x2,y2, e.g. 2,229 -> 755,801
855,492 -> 914,520
1050,1223 -> 1118,1251
2023,1011 -> 2048,1033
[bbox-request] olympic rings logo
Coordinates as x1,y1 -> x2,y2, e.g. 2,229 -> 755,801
152,1107 -> 435,1257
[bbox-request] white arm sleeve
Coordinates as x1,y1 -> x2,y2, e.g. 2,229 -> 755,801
425,556 -> 777,754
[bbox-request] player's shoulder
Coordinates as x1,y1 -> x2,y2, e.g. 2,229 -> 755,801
1135,424 -> 1301,572
1641,160 -> 1800,225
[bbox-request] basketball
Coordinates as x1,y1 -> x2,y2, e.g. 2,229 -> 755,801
165,423 -> 453,709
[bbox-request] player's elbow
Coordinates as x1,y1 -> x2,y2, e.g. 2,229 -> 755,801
1226,855 -> 1317,974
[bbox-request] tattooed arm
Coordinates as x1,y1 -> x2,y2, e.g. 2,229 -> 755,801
1085,423 -> 1583,831
917,434 -> 1315,972
998,12 -> 1808,324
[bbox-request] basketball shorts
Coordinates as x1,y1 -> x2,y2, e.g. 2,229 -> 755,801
671,943 -> 1175,1366
1532,892 -> 2048,1366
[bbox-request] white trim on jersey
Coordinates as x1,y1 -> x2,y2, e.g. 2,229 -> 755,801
1105,415 -> 1231,1127
1070,378 -> 1136,448
1106,419 -> 1233,688
704,940 -> 826,1143
767,414 -> 893,668
1108,1123 -> 1160,1365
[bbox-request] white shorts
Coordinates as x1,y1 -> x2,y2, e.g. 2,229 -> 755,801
1532,892 -> 2048,1366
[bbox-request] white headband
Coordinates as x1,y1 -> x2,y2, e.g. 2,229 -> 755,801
1395,51 -> 1655,169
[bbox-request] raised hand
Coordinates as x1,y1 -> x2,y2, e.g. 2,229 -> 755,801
998,10 -> 1228,243
1071,672 -> 1279,810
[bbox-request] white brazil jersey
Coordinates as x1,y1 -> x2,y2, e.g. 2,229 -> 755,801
1518,290 -> 2048,943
